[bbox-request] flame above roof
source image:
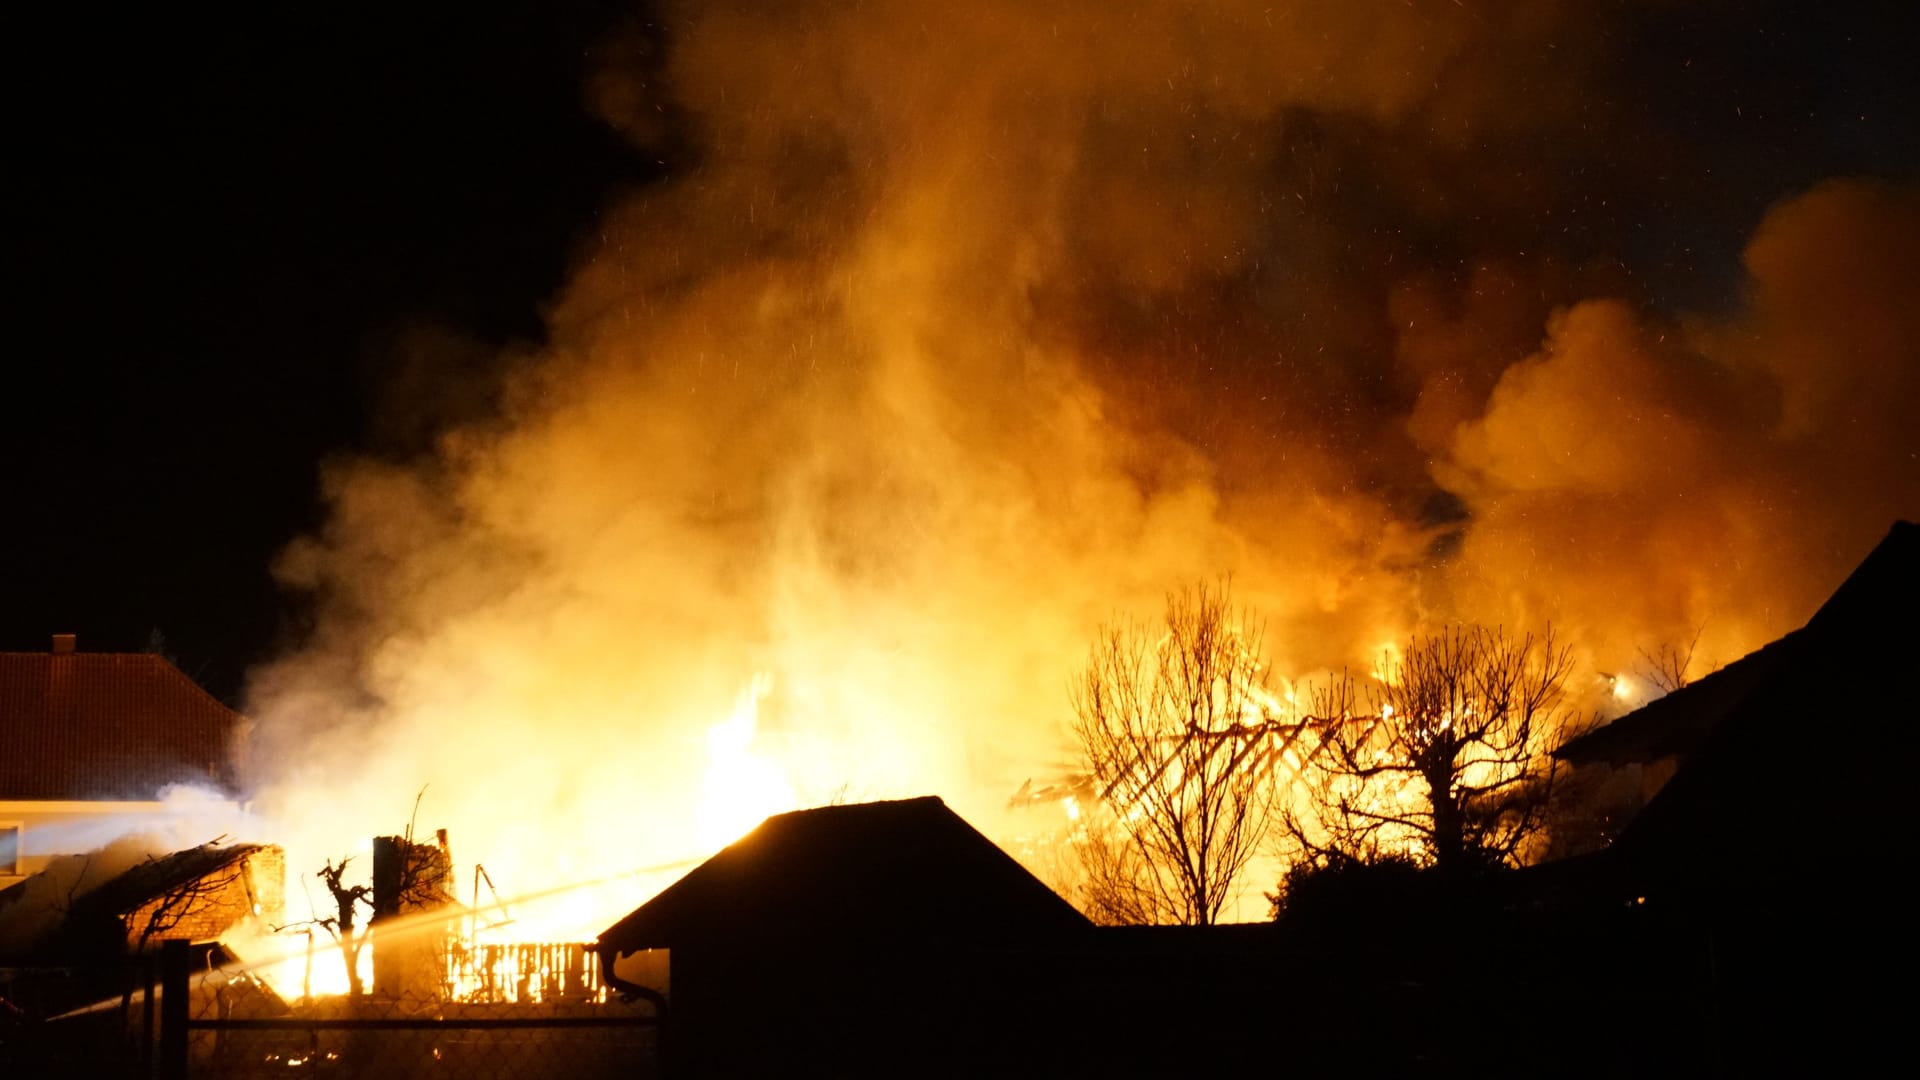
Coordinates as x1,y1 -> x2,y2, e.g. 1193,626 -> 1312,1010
597,796 -> 1089,959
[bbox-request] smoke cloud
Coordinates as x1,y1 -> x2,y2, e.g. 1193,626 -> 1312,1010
1434,179 -> 1920,666
235,2 -> 1918,929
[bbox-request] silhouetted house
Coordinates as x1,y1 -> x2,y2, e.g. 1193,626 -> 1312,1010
0,635 -> 246,886
597,796 -> 1097,1075
607,797 -> 1689,1075
596,797 -> 1351,1075
1544,520 -> 1918,1072
1557,519 -> 1916,853
579,526 -> 1920,1075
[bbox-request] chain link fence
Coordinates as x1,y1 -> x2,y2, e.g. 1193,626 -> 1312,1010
166,941 -> 663,1079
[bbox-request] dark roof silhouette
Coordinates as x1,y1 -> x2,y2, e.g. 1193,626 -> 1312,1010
1567,520 -> 1918,862
0,648 -> 244,800
1554,635 -> 1790,767
1600,524 -> 1917,1076
597,796 -> 1089,959
1556,519 -> 1919,769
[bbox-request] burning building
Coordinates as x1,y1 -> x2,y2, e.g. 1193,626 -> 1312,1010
7,3 -> 1914,1074
367,829 -> 456,1002
0,841 -> 284,966
228,3 -> 1917,959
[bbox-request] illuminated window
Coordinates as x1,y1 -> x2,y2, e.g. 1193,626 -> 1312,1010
0,824 -> 20,877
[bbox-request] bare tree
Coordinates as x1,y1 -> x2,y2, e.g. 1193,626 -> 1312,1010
1069,582 -> 1280,925
126,852 -> 248,955
1281,626 -> 1576,877
114,842 -> 249,1025
314,858 -> 373,999
1637,626 -> 1704,694
300,789 -> 443,1002
293,780 -> 451,999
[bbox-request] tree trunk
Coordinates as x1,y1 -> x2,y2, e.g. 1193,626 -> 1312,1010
1428,769 -> 1464,872
341,923 -> 365,998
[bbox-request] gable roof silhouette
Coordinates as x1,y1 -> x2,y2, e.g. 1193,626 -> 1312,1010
1554,635 -> 1789,768
0,648 -> 245,800
1561,520 -> 1918,866
1556,519 -> 1918,770
597,796 -> 1089,961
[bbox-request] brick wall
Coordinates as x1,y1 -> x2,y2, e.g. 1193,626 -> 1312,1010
120,845 -> 286,950
246,846 -> 286,926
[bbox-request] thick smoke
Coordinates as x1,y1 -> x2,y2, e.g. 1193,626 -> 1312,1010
1433,179 -> 1920,667
239,2 -> 1917,928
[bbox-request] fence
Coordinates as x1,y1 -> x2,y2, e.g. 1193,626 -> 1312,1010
158,940 -> 665,1079
451,942 -> 605,1004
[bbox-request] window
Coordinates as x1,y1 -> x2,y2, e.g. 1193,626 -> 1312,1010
0,824 -> 20,877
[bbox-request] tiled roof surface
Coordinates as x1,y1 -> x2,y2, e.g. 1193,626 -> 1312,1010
0,652 -> 244,800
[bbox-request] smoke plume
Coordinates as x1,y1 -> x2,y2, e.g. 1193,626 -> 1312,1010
236,2 -> 1918,929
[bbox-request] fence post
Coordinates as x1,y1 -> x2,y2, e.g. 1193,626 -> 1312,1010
142,952 -> 158,1077
159,940 -> 189,1080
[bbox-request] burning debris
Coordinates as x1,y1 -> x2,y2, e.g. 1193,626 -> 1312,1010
368,830 -> 455,1001
0,840 -> 283,965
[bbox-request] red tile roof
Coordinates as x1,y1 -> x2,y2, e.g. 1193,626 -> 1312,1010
0,651 -> 244,800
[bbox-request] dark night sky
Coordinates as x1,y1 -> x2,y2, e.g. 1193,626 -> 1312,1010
3,4 -> 661,701
3,1 -> 1916,706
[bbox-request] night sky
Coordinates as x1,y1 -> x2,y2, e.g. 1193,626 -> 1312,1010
4,4 -> 660,700
4,1 -> 1916,707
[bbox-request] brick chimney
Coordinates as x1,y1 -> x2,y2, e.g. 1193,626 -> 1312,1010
51,633 -> 77,655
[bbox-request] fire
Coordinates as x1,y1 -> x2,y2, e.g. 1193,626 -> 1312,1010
229,923 -> 362,1003
220,0 -> 1916,956
696,674 -> 799,851
1369,643 -> 1404,685
1611,674 -> 1634,702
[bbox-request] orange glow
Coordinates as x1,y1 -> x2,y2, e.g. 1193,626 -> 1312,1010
219,2 -> 1915,957
697,674 -> 800,851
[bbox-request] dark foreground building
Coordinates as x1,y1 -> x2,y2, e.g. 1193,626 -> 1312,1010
598,798 -> 1336,1075
598,797 -> 1101,1075
596,523 -> 1918,1077
595,796 -> 1622,1077
1544,519 -> 1919,1073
